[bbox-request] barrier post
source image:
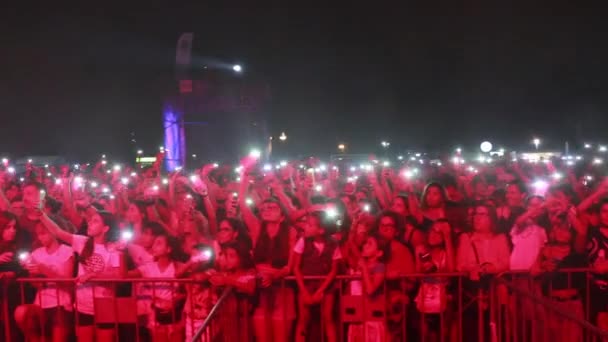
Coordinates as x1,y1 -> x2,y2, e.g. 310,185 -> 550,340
2,281 -> 11,342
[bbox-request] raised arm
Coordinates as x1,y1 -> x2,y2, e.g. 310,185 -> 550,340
238,174 -> 261,244
369,172 -> 389,210
578,178 -> 608,213
61,176 -> 84,227
270,179 -> 296,214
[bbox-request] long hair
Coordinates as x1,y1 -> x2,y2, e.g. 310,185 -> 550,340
156,231 -> 183,262
254,198 -> 292,265
221,218 -> 252,251
373,210 -> 404,239
0,211 -> 17,253
472,203 -> 499,234
365,232 -> 391,263
79,211 -> 119,262
420,182 -> 448,210
130,200 -> 149,223
222,241 -> 255,270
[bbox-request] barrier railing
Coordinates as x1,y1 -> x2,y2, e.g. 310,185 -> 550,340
190,286 -> 233,342
0,269 -> 605,342
493,269 -> 608,342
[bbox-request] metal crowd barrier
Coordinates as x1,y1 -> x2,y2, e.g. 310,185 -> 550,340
191,286 -> 233,342
495,269 -> 608,342
0,269 -> 606,342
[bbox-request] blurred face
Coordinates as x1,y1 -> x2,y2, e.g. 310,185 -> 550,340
178,193 -> 195,213
23,185 -> 44,211
361,236 -> 381,258
487,184 -> 496,197
5,185 -> 19,201
260,202 -> 282,222
425,187 -> 443,208
224,247 -> 240,271
354,223 -> 370,246
87,213 -> 108,238
304,215 -> 322,237
151,235 -> 171,258
391,197 -> 408,216
378,216 -> 398,241
2,220 -> 16,243
140,228 -> 155,249
588,212 -> 600,227
428,222 -> 445,246
181,218 -> 200,238
505,185 -> 525,207
599,204 -> 608,227
527,196 -> 544,211
472,206 -> 492,233
355,191 -> 368,202
126,204 -> 143,224
474,182 -> 488,199
217,220 -> 237,244
343,183 -> 355,195
10,201 -> 24,217
35,224 -> 54,247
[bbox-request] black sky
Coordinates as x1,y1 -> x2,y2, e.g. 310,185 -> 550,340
1,4 -> 607,161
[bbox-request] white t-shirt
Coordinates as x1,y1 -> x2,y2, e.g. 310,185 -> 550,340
31,244 -> 73,310
126,244 -> 154,316
510,225 -> 547,270
293,237 -> 342,260
72,235 -> 121,314
138,262 -> 178,302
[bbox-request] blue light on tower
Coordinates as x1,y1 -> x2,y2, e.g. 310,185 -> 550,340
163,105 -> 184,171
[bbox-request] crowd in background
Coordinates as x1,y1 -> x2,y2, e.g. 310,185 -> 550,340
0,151 -> 607,342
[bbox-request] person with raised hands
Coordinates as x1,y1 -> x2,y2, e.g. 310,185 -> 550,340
240,162 -> 297,342
125,231 -> 188,341
14,222 -> 74,342
39,208 -> 123,342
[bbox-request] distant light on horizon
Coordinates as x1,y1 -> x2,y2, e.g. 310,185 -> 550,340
249,149 -> 261,159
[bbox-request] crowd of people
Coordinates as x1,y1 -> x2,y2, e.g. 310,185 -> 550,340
0,151 -> 607,342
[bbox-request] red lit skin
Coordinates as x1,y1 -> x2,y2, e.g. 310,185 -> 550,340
391,197 -> 409,216
358,236 -> 385,295
423,186 -> 446,222
293,215 -> 338,342
1,219 -> 16,244
457,206 -> 510,279
505,184 -> 526,208
209,247 -> 255,295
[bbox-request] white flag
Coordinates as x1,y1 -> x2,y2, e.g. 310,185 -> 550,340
176,33 -> 193,67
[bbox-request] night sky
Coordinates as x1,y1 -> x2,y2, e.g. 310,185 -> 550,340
2,4 -> 607,161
